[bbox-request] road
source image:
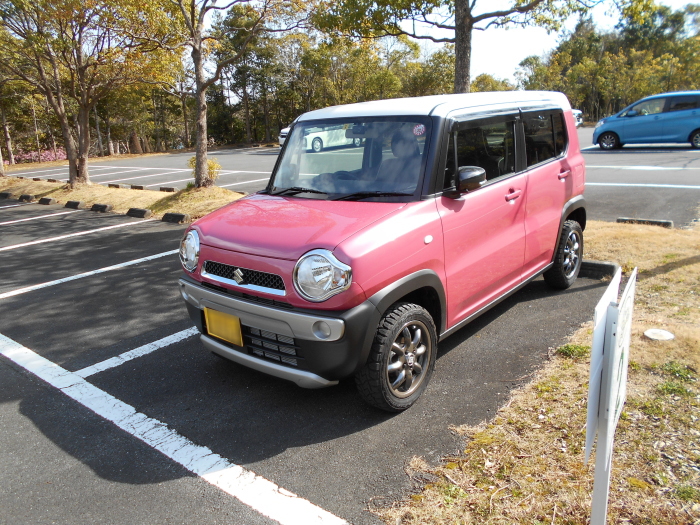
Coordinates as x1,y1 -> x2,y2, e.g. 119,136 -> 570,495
0,200 -> 607,524
578,127 -> 700,227
8,128 -> 700,227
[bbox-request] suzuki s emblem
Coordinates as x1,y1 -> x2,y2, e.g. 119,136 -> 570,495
233,268 -> 245,284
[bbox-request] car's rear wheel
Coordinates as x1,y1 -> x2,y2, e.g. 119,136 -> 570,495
598,132 -> 620,150
690,130 -> 700,149
355,303 -> 437,412
543,220 -> 583,290
312,137 -> 323,153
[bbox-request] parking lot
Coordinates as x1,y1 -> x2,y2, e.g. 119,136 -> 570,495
9,128 -> 700,228
0,198 -> 611,524
1,131 -> 698,524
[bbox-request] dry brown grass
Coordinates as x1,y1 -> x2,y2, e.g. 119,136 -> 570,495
379,220 -> 700,525
0,176 -> 243,219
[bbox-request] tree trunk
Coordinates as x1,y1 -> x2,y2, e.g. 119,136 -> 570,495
454,1 -> 473,93
130,131 -> 143,154
263,85 -> 271,143
75,105 -> 91,184
243,85 -> 252,144
1,107 -> 15,165
31,101 -> 42,162
181,92 -> 190,148
47,125 -> 58,159
105,115 -> 114,156
192,44 -> 213,187
0,134 -> 4,175
94,106 -> 104,157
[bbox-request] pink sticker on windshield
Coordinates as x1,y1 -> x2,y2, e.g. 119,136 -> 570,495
413,124 -> 426,136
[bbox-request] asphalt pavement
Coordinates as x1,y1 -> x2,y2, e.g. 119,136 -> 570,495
0,200 -> 608,524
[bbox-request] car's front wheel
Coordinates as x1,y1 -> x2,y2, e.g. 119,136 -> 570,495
355,303 -> 437,412
690,129 -> 700,149
598,132 -> 620,150
312,137 -> 323,153
543,220 -> 583,290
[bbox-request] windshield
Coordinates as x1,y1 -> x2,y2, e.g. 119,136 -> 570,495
269,117 -> 432,200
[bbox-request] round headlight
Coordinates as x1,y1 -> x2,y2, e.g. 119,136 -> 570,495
179,230 -> 200,272
293,249 -> 352,302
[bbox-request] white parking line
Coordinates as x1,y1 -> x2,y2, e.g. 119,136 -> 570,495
0,219 -> 155,252
587,165 -> 700,170
90,165 -> 191,171
0,210 -> 80,226
144,178 -> 193,187
5,166 -> 70,176
0,333 -> 348,525
0,249 -> 177,299
219,178 -> 269,188
75,327 -> 199,378
0,203 -> 35,209
100,170 -> 189,184
586,182 -> 700,189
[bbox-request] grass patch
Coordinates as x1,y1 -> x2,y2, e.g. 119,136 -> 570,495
0,176 -> 244,219
378,221 -> 700,525
657,380 -> 692,397
660,361 -> 696,382
556,343 -> 590,359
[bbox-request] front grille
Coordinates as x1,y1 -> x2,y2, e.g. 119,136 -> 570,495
244,327 -> 302,368
204,261 -> 285,291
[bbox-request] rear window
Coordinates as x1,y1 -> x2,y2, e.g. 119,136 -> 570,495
523,110 -> 567,168
669,96 -> 698,112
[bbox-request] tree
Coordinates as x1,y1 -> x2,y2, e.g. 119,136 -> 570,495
314,0 -> 654,93
0,0 -> 182,186
167,0 -> 305,188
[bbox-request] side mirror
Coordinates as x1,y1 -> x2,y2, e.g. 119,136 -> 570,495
457,166 -> 486,193
626,110 -> 638,117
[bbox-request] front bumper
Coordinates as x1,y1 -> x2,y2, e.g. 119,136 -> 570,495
179,276 -> 379,388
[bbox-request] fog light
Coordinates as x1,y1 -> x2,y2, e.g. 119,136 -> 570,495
312,321 -> 332,340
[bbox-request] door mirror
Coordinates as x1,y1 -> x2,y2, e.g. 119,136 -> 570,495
457,166 -> 486,193
626,110 -> 638,117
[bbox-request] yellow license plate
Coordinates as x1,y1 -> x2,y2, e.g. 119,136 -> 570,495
204,308 -> 243,347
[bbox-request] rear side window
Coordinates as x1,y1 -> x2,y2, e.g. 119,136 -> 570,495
669,96 -> 698,112
444,116 -> 516,189
523,111 -> 567,167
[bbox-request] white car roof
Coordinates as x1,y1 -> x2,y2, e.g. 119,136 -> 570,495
296,91 -> 571,122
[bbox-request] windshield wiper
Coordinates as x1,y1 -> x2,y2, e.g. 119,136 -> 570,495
270,186 -> 328,196
333,191 -> 413,201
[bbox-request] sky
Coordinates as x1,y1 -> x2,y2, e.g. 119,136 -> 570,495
437,0 -> 691,83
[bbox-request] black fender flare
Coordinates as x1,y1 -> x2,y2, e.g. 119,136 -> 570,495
552,196 -> 586,262
355,270 -> 447,372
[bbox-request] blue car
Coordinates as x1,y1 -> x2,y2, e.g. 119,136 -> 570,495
593,91 -> 700,150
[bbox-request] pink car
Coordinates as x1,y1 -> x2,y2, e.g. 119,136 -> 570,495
179,92 -> 586,411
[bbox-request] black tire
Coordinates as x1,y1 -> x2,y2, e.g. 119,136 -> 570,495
598,132 -> 620,150
312,137 -> 323,153
543,220 -> 583,290
355,302 -> 437,412
690,129 -> 700,149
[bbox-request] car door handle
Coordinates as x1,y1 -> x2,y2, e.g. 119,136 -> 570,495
505,189 -> 522,202
558,170 -> 571,180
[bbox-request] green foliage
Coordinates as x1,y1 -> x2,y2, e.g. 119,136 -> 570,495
556,344 -> 591,359
656,381 -> 692,397
660,361 -> 695,382
518,7 -> 700,121
675,485 -> 700,502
